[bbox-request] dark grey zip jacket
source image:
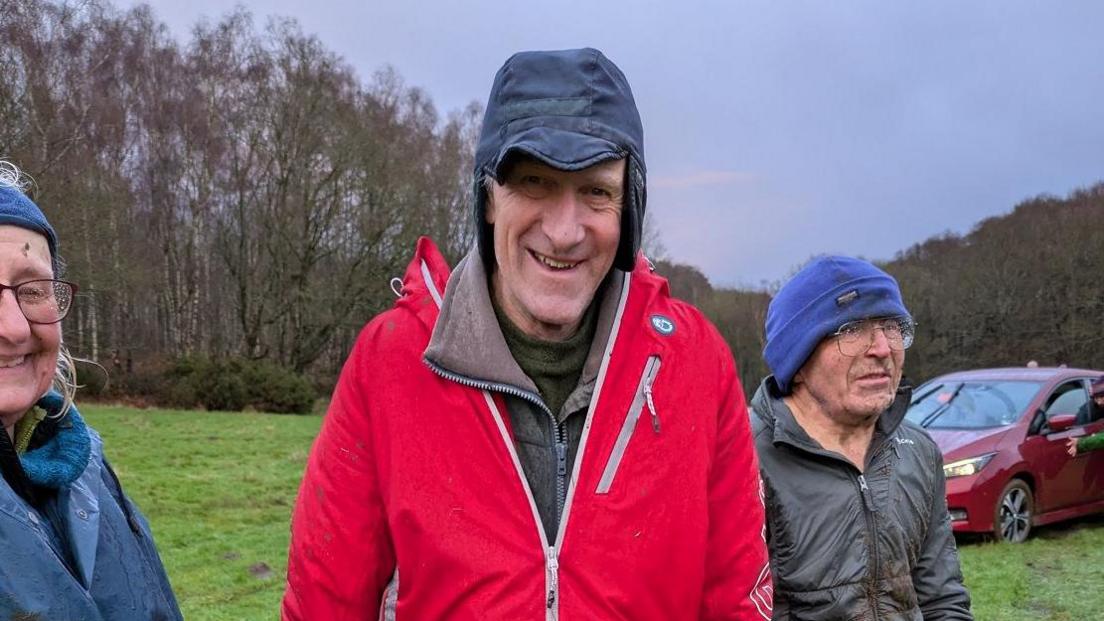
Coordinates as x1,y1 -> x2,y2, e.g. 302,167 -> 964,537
750,378 -> 972,621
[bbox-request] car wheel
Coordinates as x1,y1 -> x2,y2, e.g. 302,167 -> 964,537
994,479 -> 1033,543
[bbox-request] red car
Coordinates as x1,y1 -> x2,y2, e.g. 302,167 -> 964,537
906,367 -> 1104,542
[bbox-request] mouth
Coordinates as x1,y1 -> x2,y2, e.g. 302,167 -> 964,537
530,250 -> 579,271
855,370 -> 892,384
0,355 -> 27,369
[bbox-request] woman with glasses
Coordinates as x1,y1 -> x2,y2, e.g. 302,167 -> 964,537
0,161 -> 182,620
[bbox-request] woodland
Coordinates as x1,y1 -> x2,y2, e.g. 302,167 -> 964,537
4,0 -> 1101,409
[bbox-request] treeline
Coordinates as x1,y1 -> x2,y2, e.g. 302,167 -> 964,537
1,0 -> 479,404
659,184 -> 1104,392
886,184 -> 1104,382
4,1 -> 1101,410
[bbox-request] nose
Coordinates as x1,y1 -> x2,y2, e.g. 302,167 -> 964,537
0,288 -> 32,343
865,327 -> 893,358
540,191 -> 586,250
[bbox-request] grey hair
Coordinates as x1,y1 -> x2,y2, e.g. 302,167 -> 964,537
0,160 -> 75,417
482,173 -> 497,195
0,160 -> 34,192
50,344 -> 79,419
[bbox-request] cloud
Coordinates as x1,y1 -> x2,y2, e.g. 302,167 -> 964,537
650,170 -> 757,190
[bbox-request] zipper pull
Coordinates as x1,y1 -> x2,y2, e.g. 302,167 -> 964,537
857,474 -> 873,510
546,547 -> 559,609
645,379 -> 660,433
555,441 -> 567,477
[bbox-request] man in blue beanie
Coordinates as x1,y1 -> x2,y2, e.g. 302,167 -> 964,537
286,49 -> 772,619
749,255 -> 972,620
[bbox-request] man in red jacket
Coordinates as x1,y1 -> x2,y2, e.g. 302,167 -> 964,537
283,48 -> 771,620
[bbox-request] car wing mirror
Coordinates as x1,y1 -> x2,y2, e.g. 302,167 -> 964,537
1047,413 -> 1077,433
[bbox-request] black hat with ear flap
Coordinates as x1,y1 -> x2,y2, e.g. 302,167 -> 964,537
473,47 -> 647,272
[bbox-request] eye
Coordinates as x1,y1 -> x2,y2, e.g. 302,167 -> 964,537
581,185 -> 620,209
17,283 -> 50,304
510,172 -> 554,199
879,319 -> 903,335
838,321 -> 863,337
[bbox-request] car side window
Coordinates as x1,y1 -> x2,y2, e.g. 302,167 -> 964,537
1085,376 -> 1104,424
1044,381 -> 1088,421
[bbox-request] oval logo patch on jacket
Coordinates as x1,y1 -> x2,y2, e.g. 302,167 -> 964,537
650,314 -> 675,336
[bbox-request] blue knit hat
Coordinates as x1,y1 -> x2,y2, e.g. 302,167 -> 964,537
0,184 -> 58,270
764,255 -> 910,394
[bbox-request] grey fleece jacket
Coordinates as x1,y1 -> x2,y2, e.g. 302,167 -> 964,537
750,378 -> 973,621
423,250 -> 622,542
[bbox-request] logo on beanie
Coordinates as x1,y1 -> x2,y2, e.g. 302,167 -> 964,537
836,290 -> 859,306
650,314 -> 675,336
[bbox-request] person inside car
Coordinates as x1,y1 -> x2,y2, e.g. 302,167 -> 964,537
1066,376 -> 1104,456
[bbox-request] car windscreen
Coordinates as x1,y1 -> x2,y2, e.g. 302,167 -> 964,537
906,380 -> 1044,429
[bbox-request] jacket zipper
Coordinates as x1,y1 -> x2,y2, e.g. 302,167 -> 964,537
644,363 -> 661,434
546,546 -> 559,612
433,374 -> 559,620
856,473 -> 881,621
421,261 -> 632,619
423,361 -> 581,620
595,355 -> 662,494
554,425 -> 568,518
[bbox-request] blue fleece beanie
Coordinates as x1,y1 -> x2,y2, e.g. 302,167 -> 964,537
764,255 -> 910,394
0,184 -> 58,271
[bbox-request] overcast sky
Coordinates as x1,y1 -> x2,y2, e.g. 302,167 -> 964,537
122,0 -> 1104,288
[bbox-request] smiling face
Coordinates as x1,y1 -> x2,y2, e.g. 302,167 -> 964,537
486,157 -> 625,341
0,225 -> 60,430
792,324 -> 905,427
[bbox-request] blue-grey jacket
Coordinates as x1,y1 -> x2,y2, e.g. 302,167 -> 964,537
0,424 -> 182,620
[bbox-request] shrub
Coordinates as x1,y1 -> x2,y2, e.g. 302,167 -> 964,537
238,359 -> 317,415
160,356 -> 315,414
75,354 -> 317,414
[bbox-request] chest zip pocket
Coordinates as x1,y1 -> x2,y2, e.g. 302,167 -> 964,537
596,355 -> 662,494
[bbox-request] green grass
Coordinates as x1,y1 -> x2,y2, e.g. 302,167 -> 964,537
84,404 -> 321,621
83,404 -> 1104,620
958,515 -> 1104,621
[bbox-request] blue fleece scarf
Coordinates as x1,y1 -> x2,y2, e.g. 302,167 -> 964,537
20,392 -> 91,489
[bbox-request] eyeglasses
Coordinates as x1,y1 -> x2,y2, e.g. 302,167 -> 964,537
832,316 -> 915,357
0,279 -> 78,324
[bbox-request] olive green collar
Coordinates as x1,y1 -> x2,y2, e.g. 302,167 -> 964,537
13,407 -> 46,454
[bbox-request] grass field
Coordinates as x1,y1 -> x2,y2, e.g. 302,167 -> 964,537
85,404 -> 321,621
83,404 -> 1104,621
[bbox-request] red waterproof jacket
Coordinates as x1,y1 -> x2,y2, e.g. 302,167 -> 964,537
284,238 -> 772,620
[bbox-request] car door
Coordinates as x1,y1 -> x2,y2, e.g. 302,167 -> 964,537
1020,379 -> 1090,513
1075,376 -> 1104,503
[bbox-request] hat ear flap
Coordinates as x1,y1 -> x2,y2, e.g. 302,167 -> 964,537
474,176 -> 496,269
614,157 -> 645,271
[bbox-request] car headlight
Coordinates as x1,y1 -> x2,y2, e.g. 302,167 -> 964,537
943,453 -> 996,479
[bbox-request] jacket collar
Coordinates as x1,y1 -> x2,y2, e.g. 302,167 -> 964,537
751,376 -> 913,462
422,246 -> 624,405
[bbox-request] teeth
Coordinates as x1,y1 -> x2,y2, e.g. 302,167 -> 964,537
535,252 -> 577,270
0,355 -> 26,369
